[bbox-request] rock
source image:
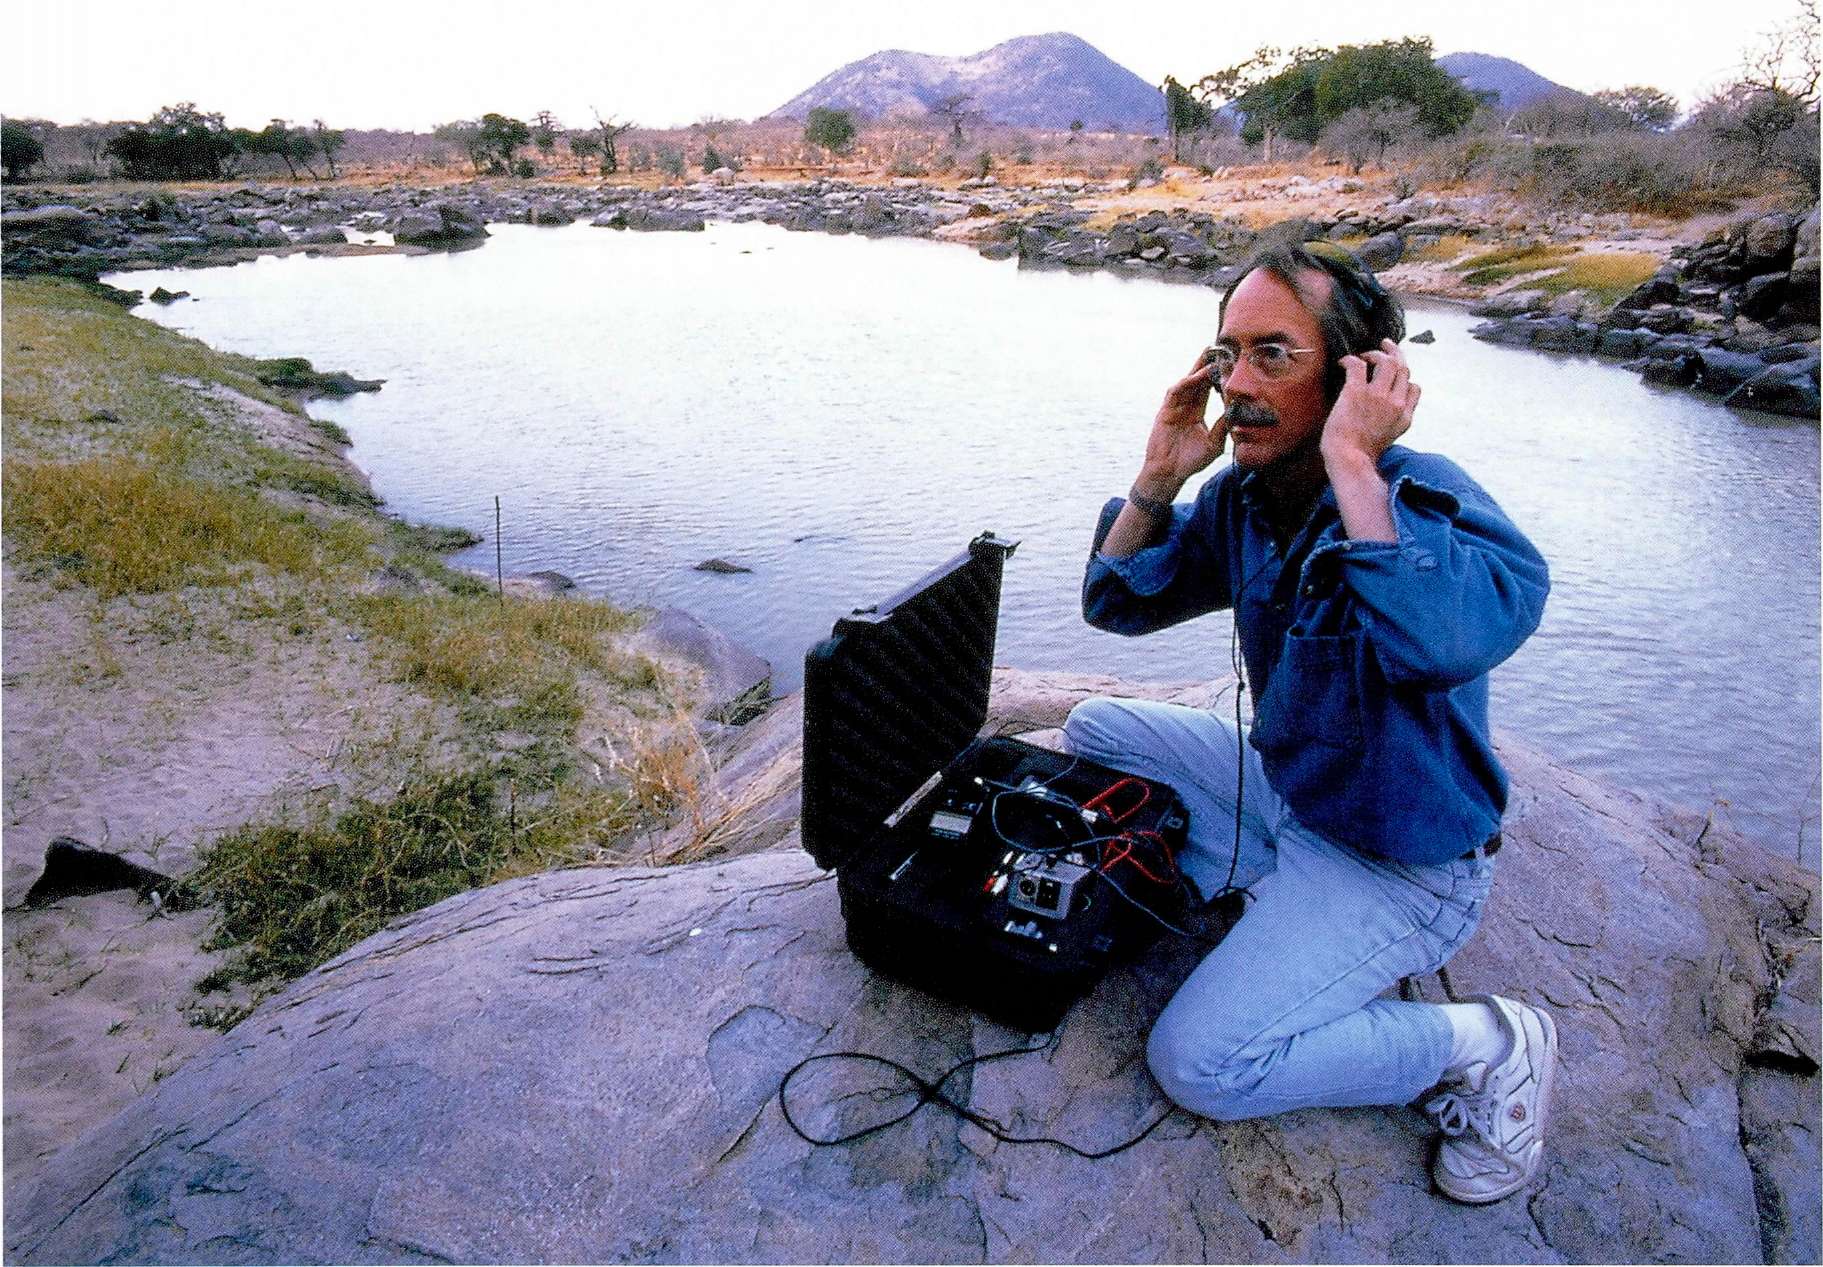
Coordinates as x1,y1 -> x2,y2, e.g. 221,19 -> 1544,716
1641,353 -> 1699,387
293,224 -> 348,246
5,669 -> 1815,1264
629,606 -> 773,726
1794,205 -> 1821,262
1692,348 -> 1772,395
1595,328 -> 1651,359
1736,272 -> 1789,322
1724,358 -> 1821,418
147,287 -> 189,305
1470,290 -> 1547,319
251,357 -> 384,397
1408,329 -> 1436,345
391,202 -> 489,246
501,570 -> 578,599
1,205 -> 95,244
1745,212 -> 1796,267
693,557 -> 752,574
1253,216 -> 1318,250
1355,230 -> 1403,271
976,241 -> 1016,262
1468,318 -> 1535,348
20,837 -> 173,908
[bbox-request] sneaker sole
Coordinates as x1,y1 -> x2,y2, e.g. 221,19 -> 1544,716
1436,1005 -> 1558,1206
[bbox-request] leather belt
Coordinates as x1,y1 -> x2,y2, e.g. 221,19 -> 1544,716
1461,833 -> 1502,862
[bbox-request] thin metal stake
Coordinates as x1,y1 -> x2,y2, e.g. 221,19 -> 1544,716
494,495 -> 504,601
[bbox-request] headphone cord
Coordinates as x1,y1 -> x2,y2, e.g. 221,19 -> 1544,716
778,1040 -> 1179,1159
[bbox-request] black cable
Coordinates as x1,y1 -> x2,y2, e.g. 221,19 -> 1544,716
778,1040 -> 1179,1159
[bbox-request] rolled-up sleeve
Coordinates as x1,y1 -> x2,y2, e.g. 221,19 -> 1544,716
1323,469 -> 1550,688
1082,492 -> 1233,635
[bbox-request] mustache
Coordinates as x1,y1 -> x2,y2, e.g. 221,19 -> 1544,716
1225,401 -> 1279,428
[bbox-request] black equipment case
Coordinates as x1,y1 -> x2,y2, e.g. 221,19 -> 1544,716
801,533 -> 1190,1033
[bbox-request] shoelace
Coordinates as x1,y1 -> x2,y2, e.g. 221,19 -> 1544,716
1425,1088 -> 1497,1142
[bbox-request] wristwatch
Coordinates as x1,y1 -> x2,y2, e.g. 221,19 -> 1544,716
1128,488 -> 1174,520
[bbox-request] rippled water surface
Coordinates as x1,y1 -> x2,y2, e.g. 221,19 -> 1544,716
114,222 -> 1822,863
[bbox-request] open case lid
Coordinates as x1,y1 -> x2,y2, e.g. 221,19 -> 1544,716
801,532 -> 1018,871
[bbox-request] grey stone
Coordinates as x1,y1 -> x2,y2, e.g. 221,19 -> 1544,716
1745,212 -> 1796,266
293,224 -> 348,246
1408,329 -> 1436,345
1693,348 -> 1772,395
629,606 -> 772,725
1737,272 -> 1789,322
1355,231 -> 1403,271
1596,328 -> 1650,358
2,205 -> 95,244
5,670 -> 1814,1265
1641,354 -> 1699,387
391,202 -> 489,246
1724,358 -> 1821,418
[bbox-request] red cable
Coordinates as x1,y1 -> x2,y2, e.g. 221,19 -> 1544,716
1084,777 -> 1151,824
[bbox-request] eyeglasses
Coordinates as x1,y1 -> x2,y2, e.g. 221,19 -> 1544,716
1203,342 -> 1320,384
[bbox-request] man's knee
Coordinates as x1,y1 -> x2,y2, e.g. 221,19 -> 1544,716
1146,1009 -> 1270,1123
1063,696 -> 1140,758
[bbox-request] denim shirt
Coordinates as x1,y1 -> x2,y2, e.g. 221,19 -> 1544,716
1083,445 -> 1550,865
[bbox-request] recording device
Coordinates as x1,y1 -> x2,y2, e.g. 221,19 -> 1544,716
801,534 -> 1196,1031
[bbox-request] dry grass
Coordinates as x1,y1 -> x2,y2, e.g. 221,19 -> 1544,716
1448,243 -> 1660,305
3,453 -> 372,597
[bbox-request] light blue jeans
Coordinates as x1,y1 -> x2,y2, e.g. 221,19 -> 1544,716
1063,696 -> 1495,1121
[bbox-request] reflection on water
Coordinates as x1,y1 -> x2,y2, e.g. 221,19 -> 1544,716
113,221 -> 1822,864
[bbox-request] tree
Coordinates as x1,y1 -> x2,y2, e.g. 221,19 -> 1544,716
588,110 -> 635,174
804,107 -> 856,156
1162,75 -> 1215,161
1320,99 -> 1420,172
477,113 -> 530,174
1312,37 -> 1477,137
312,120 -> 345,178
569,133 -> 601,174
1739,0 -> 1820,105
1068,119 -> 1085,144
1,118 -> 45,180
1197,45 -> 1331,162
248,119 -> 319,180
105,103 -> 239,180
433,120 -> 488,173
1591,86 -> 1679,131
928,93 -> 978,144
1509,91 -> 1631,138
531,110 -> 562,163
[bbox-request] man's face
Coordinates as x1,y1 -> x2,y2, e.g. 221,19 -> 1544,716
1215,268 -> 1332,472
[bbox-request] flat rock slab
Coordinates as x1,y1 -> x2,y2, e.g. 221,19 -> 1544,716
6,674 -> 1817,1263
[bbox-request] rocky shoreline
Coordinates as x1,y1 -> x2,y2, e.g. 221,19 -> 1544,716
4,176 -> 1817,418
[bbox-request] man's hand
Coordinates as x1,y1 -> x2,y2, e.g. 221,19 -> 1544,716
1136,354 -> 1227,499
1322,339 -> 1420,545
1319,338 -> 1419,469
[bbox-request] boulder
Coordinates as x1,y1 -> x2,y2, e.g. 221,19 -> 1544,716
1744,212 -> 1796,268
391,203 -> 489,246
1,205 -> 95,244
628,606 -> 773,725
1692,348 -> 1772,395
1724,357 -> 1822,418
293,225 -> 348,246
1354,230 -> 1403,271
4,670 -> 1815,1264
1736,272 -> 1790,323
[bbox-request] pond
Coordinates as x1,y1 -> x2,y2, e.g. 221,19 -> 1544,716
112,220 -> 1823,865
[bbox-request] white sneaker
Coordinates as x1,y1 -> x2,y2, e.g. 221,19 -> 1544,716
1425,994 -> 1558,1204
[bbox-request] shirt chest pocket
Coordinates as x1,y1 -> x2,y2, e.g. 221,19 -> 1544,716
1249,632 -> 1366,753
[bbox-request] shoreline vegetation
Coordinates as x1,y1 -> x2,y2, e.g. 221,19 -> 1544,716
5,164 -> 1817,417
1,276 -> 730,1185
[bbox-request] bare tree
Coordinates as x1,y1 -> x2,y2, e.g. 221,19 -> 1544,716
1740,0 -> 1820,104
588,109 -> 635,175
928,93 -> 980,144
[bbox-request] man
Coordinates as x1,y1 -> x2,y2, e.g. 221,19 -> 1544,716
1064,245 -> 1553,1204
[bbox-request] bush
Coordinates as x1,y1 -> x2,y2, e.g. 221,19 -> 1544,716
1130,156 -> 1165,186
1,118 -> 45,179
656,145 -> 686,180
512,157 -> 535,178
804,107 -> 857,155
971,149 -> 993,179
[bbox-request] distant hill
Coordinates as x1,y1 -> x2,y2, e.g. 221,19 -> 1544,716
1436,52 -> 1583,112
769,32 -> 1166,132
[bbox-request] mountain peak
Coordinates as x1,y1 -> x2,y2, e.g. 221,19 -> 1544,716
771,32 -> 1164,132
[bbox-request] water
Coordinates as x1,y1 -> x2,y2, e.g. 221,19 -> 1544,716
111,221 -> 1822,864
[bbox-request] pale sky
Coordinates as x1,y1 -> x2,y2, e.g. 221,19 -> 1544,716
6,0 -> 1809,131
